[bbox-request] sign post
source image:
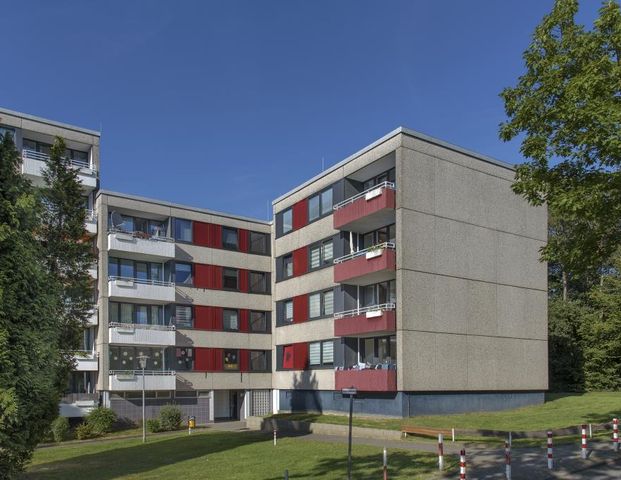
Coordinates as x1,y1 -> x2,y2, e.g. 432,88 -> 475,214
342,387 -> 357,480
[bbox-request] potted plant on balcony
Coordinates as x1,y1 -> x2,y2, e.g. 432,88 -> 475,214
365,244 -> 384,260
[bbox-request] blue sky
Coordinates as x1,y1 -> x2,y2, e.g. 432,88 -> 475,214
0,1 -> 601,220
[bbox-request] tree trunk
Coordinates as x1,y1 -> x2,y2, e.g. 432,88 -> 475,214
562,270 -> 568,301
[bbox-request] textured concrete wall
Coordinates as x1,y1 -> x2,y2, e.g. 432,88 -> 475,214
395,140 -> 548,392
109,396 -> 210,425
177,372 -> 272,390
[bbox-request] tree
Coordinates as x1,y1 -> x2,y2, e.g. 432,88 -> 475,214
40,137 -> 95,362
0,134 -> 62,477
500,0 -> 621,281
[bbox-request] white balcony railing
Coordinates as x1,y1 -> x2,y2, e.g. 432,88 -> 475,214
73,349 -> 99,371
109,322 -> 175,331
108,370 -> 176,391
22,149 -> 95,173
107,230 -> 175,260
85,209 -> 98,235
108,276 -> 176,303
334,303 -> 396,320
333,242 -> 395,264
108,228 -> 174,243
109,322 -> 175,346
333,181 -> 395,211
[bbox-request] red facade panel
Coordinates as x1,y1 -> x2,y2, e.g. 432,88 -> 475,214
335,369 -> 397,392
333,187 -> 395,230
292,295 -> 308,324
282,345 -> 294,369
208,224 -> 222,249
238,229 -> 249,252
239,269 -> 249,292
194,347 -> 210,371
292,247 -> 308,277
334,310 -> 396,337
293,342 -> 308,370
239,309 -> 249,332
212,348 -> 223,371
240,349 -> 250,372
194,306 -> 210,330
193,221 -> 210,246
194,263 -> 210,289
292,198 -> 308,230
211,265 -> 223,289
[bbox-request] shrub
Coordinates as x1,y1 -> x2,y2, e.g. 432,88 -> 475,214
50,416 -> 70,443
159,405 -> 182,431
147,418 -> 162,433
86,407 -> 117,434
75,422 -> 98,440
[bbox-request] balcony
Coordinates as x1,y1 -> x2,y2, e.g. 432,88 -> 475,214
109,322 -> 176,346
86,307 -> 98,326
88,263 -> 98,279
335,368 -> 397,392
73,350 -> 98,371
334,303 -> 396,337
21,149 -> 97,190
108,276 -> 176,303
333,182 -> 395,233
107,230 -> 175,261
108,370 -> 176,391
59,393 -> 97,418
334,243 -> 396,285
85,209 -> 97,235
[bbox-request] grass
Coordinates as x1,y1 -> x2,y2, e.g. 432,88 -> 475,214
24,430 -> 452,480
269,392 -> 621,433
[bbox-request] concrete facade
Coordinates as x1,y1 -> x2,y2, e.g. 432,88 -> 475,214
6,105 -> 548,419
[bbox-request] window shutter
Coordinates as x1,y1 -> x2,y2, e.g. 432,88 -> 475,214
322,341 -> 334,364
309,342 -> 321,366
310,246 -> 321,269
323,290 -> 334,316
309,293 -> 321,318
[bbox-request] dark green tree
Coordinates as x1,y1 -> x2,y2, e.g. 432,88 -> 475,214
40,137 -> 95,359
0,134 -> 62,477
500,0 -> 621,280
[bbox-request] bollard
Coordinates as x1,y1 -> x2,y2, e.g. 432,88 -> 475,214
383,447 -> 388,480
459,449 -> 466,480
613,418 -> 619,452
547,431 -> 554,470
581,424 -> 588,459
505,440 -> 512,480
589,423 -> 592,439
452,428 -> 456,443
508,431 -> 512,447
437,433 -> 444,470
273,429 -> 277,446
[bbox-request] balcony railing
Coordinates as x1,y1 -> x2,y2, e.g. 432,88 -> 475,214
109,370 -> 176,376
108,228 -> 174,243
109,322 -> 175,331
22,149 -> 95,173
334,242 -> 396,264
108,276 -> 175,287
334,303 -> 396,319
85,209 -> 97,222
333,181 -> 396,211
60,393 -> 98,404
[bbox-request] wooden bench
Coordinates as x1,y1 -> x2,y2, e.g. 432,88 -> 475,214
401,426 -> 454,439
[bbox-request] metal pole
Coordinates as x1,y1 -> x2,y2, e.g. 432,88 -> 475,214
347,393 -> 353,480
383,447 -> 388,480
142,366 -> 146,443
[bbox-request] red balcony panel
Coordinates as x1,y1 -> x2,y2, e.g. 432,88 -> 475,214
293,295 -> 308,323
334,310 -> 396,337
293,247 -> 308,277
238,229 -> 249,252
335,369 -> 397,392
292,198 -> 308,230
334,248 -> 396,285
333,187 -> 395,233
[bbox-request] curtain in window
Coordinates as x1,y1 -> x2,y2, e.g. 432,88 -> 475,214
309,293 -> 321,318
322,241 -> 333,263
309,342 -> 321,366
322,341 -> 334,364
323,291 -> 334,316
310,246 -> 321,269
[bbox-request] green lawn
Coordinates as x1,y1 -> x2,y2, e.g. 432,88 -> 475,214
24,430 -> 450,480
270,392 -> 621,433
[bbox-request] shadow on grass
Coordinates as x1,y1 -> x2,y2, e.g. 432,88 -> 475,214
24,431 -> 268,480
263,450 -> 443,480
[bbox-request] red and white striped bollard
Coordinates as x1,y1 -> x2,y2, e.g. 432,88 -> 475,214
505,440 -> 511,480
581,424 -> 588,459
547,431 -> 554,470
459,449 -> 466,479
438,433 -> 444,470
613,418 -> 619,452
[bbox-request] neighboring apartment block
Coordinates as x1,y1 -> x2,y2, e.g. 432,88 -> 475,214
2,106 -> 547,420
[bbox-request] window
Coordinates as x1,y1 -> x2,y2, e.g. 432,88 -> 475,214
284,300 -> 293,323
282,208 -> 293,234
223,349 -> 239,370
109,346 -> 165,371
321,189 -> 333,216
175,262 -> 193,285
250,311 -> 268,332
174,218 -> 192,242
223,309 -> 239,331
308,195 -> 320,222
361,335 -> 397,365
361,224 -> 396,249
223,268 -> 238,290
308,238 -> 334,270
250,351 -> 268,371
0,126 -> 15,142
309,289 -> 334,319
250,231 -> 269,255
110,303 -> 165,326
174,347 -> 194,371
175,305 -> 193,328
108,258 -> 166,282
222,227 -> 238,250
283,255 -> 293,278
309,340 -> 334,367
249,271 -> 269,294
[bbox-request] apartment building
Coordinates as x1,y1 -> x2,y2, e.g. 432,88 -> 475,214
4,106 -> 547,419
95,191 -> 272,423
271,128 -> 548,416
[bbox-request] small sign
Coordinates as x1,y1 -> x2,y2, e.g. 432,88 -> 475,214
342,388 -> 357,396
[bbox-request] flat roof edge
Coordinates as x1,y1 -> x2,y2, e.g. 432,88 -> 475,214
272,127 -> 516,205
0,107 -> 101,137
97,190 -> 272,225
